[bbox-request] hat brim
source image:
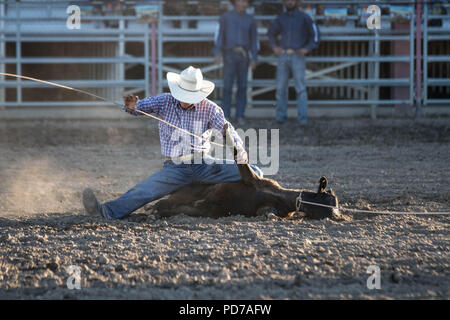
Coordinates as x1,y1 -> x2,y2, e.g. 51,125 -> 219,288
167,72 -> 215,104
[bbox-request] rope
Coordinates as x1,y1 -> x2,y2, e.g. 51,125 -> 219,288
3,73 -> 448,216
297,198 -> 450,216
134,108 -> 224,148
0,72 -> 225,147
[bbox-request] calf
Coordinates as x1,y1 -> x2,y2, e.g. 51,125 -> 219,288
146,125 -> 340,220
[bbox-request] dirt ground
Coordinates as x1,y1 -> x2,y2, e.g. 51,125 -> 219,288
0,115 -> 449,299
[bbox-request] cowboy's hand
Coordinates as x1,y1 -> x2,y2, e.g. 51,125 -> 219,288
236,146 -> 248,164
273,46 -> 283,56
124,95 -> 138,113
297,48 -> 308,56
250,61 -> 257,70
214,56 -> 222,65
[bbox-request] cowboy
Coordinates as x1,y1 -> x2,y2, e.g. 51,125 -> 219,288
82,66 -> 263,220
268,0 -> 320,125
213,0 -> 259,125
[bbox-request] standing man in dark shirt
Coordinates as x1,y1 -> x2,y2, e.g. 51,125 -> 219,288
213,0 -> 259,125
268,0 -> 319,125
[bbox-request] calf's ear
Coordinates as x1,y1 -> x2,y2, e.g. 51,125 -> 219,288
317,176 -> 328,193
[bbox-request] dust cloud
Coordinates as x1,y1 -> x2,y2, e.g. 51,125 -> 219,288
0,156 -> 88,216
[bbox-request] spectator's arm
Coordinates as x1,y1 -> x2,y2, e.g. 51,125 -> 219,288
304,16 -> 320,52
267,17 -> 281,49
212,15 -> 226,57
250,18 -> 259,62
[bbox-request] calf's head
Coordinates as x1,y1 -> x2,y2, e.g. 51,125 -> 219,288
224,124 -> 340,220
296,176 -> 340,219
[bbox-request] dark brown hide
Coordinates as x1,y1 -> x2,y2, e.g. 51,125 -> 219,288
148,178 -> 300,218
146,125 -> 339,219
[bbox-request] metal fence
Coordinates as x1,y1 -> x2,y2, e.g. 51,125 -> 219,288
0,0 -> 449,117
423,4 -> 450,107
160,1 -> 416,120
0,0 -> 155,107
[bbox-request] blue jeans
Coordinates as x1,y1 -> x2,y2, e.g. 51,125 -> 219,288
275,53 -> 308,124
102,156 -> 263,219
222,51 -> 249,119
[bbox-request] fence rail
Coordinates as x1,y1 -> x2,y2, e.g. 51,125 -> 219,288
0,0 -> 154,107
424,9 -> 450,106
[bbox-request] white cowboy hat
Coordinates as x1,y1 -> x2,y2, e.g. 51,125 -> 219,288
167,66 -> 215,104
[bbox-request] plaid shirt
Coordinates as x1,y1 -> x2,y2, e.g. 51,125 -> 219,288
123,93 -> 243,157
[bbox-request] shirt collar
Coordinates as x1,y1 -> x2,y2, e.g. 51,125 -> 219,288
177,101 -> 196,111
233,9 -> 246,16
285,8 -> 297,16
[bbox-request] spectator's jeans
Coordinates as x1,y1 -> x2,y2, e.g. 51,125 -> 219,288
222,51 -> 249,119
275,53 -> 308,124
102,156 -> 263,219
